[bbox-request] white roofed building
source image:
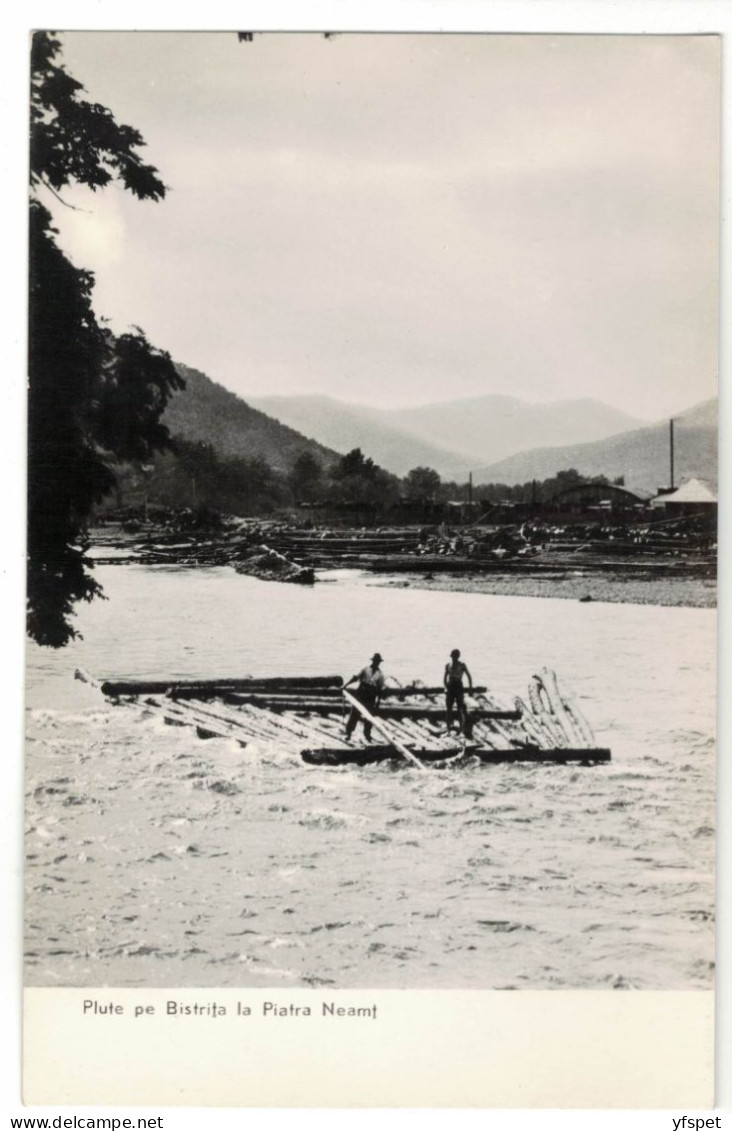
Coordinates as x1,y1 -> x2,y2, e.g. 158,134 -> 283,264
650,478 -> 717,512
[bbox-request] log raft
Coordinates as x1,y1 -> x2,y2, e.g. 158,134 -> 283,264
79,668 -> 611,767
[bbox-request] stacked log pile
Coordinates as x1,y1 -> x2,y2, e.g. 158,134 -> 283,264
233,545 -> 315,584
89,513 -> 715,582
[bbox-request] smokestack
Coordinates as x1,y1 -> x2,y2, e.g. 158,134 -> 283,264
468,471 -> 473,506
669,418 -> 675,489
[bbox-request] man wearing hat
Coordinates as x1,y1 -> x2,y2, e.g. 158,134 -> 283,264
344,653 -> 386,741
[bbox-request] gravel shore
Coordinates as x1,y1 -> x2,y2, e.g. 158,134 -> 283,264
377,571 -> 717,608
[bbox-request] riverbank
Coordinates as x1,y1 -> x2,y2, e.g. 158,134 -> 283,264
378,571 -> 717,608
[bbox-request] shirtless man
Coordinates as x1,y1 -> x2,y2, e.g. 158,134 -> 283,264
444,648 -> 473,733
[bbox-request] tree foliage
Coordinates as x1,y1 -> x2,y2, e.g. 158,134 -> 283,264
132,439 -> 287,515
288,451 -> 323,504
28,32 -> 183,646
30,32 -> 166,201
330,448 -> 400,508
403,466 -> 442,503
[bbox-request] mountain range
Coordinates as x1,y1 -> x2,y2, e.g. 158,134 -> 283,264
162,363 -> 716,494
472,398 -> 718,493
247,394 -> 474,478
248,393 -> 645,479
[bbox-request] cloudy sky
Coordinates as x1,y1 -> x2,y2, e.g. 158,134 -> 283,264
47,31 -> 719,420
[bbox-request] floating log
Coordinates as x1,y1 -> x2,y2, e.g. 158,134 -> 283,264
377,705 -> 519,721
380,685 -> 488,698
301,746 -> 464,766
302,745 -> 611,766
100,675 -> 343,697
476,746 -> 611,764
216,687 -> 346,705
217,695 -> 518,721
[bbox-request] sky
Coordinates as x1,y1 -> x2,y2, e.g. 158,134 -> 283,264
45,30 -> 720,420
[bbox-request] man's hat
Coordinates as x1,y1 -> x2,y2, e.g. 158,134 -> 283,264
372,652 -> 384,663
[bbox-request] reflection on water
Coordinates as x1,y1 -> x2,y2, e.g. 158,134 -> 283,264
25,566 -> 715,988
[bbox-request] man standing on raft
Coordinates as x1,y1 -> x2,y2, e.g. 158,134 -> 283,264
444,648 -> 473,733
344,653 -> 386,742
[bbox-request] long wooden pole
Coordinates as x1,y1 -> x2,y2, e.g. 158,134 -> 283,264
343,690 -> 426,771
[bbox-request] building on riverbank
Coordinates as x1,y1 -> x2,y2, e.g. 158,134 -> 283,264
650,478 -> 718,517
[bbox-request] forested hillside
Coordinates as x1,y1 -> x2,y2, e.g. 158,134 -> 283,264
164,364 -> 338,473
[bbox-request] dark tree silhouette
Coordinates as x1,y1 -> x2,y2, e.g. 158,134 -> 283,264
28,32 -> 184,646
330,448 -> 400,509
404,466 -> 442,504
288,451 -> 323,504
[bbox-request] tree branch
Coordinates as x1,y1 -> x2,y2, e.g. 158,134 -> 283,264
39,175 -> 88,212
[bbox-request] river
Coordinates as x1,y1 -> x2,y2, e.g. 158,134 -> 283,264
25,565 -> 715,989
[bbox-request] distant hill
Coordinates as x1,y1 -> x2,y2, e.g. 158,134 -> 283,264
673,397 -> 718,429
471,399 -> 718,492
247,392 -> 645,479
247,394 -> 473,479
379,395 -> 645,466
164,364 -> 338,473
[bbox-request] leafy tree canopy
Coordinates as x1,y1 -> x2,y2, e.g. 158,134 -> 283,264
330,448 -> 400,508
30,32 -> 166,201
404,466 -> 442,503
288,450 -> 323,504
28,32 -> 183,647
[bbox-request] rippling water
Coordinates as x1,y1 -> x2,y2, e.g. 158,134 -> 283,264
25,566 -> 715,989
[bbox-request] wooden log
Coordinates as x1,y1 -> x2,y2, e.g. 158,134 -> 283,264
100,675 -> 344,697
154,696 -> 285,745
563,698 -> 597,747
476,747 -> 611,764
221,690 -> 343,704
343,690 -> 426,771
182,700 -> 281,742
245,709 -> 344,748
467,725 -> 505,751
302,745 -> 611,766
396,718 -> 464,752
511,698 -> 554,749
379,717 -> 430,750
380,685 -> 487,698
101,676 -> 492,702
151,699 -> 246,744
183,696 -> 306,740
535,668 -> 587,747
249,702 -> 348,747
527,676 -> 572,747
217,695 -> 517,720
302,746 -> 461,766
377,705 -> 520,721
477,716 -> 529,751
224,695 -> 346,711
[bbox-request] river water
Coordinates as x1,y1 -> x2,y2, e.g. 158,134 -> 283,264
25,565 -> 715,989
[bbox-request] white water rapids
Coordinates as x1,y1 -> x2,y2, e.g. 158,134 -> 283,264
25,565 -> 715,989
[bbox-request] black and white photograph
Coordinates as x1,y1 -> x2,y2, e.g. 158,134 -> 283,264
21,23 -> 719,1106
